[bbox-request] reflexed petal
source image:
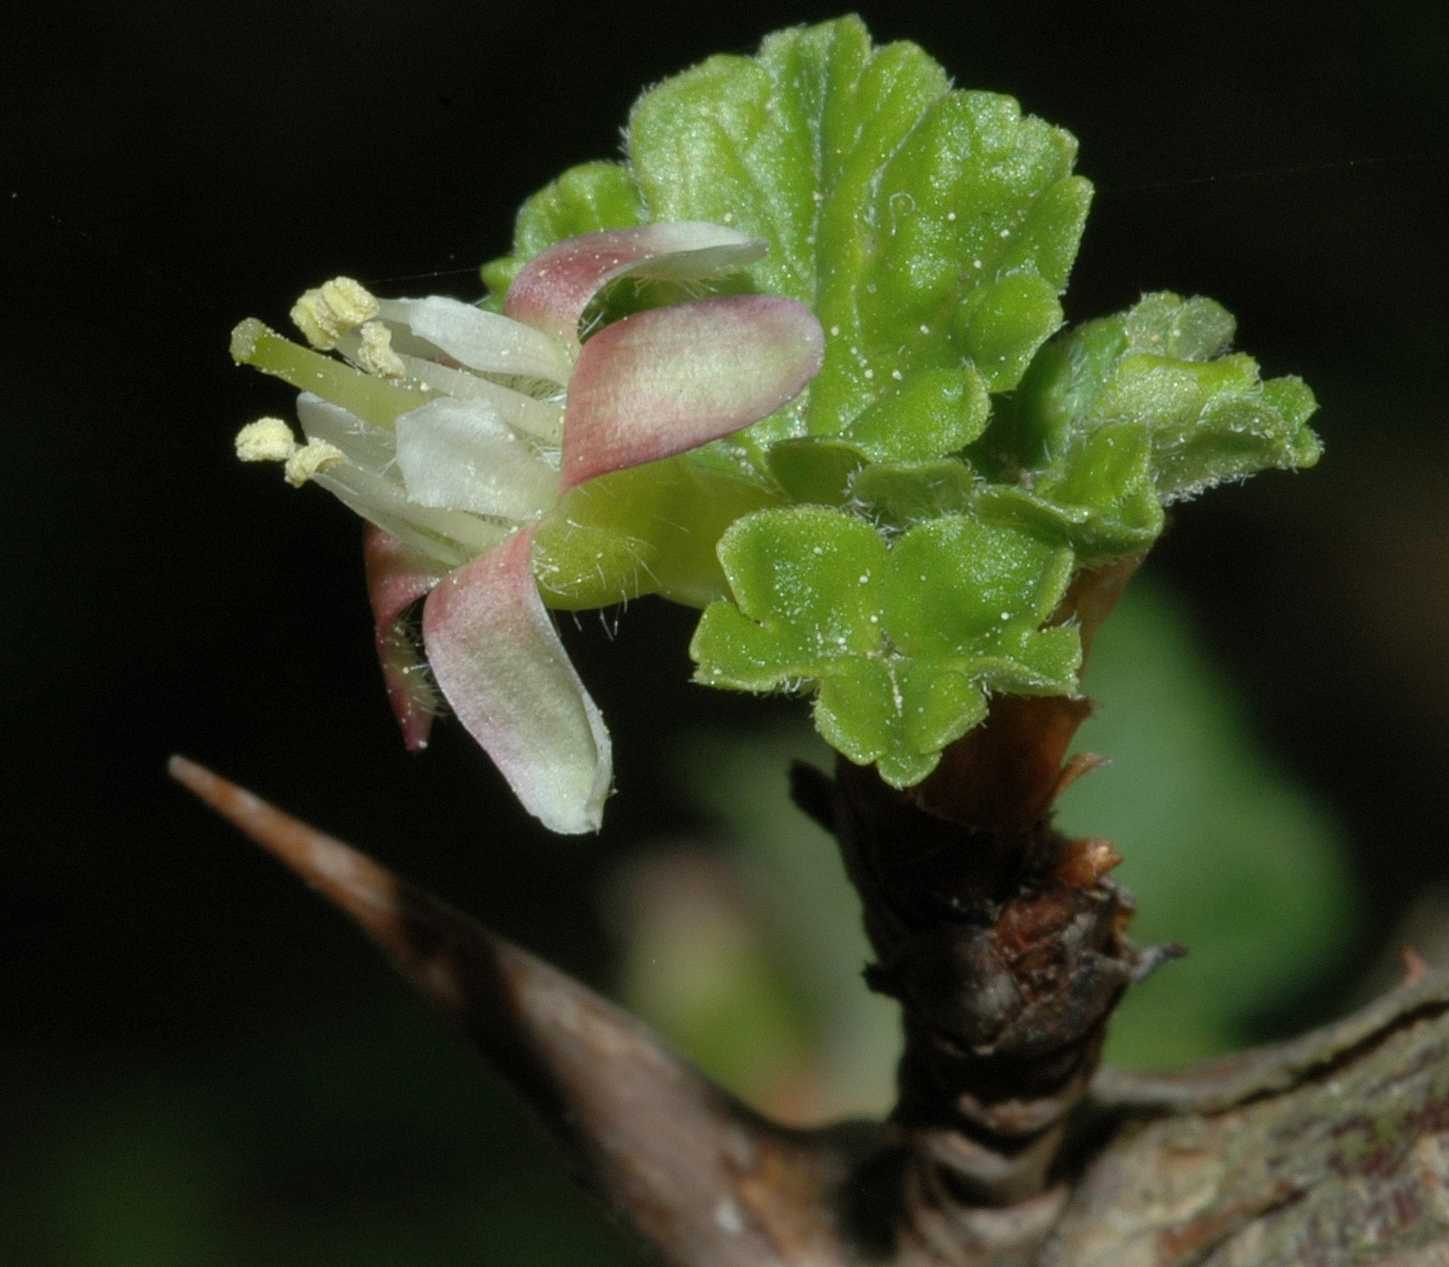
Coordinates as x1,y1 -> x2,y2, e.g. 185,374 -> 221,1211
363,528 -> 445,751
505,223 -> 765,349
396,398 -> 560,522
421,527 -> 612,834
560,295 -> 825,489
377,296 -> 574,384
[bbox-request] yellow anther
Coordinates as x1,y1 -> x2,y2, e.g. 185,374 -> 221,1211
290,276 -> 380,350
356,320 -> 406,379
235,417 -> 298,463
283,438 -> 345,487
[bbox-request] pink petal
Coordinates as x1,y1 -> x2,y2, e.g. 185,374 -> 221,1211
421,526 -> 612,834
504,223 -> 765,350
560,295 -> 825,490
364,528 -> 445,751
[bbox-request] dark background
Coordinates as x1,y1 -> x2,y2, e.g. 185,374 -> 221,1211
4,3 -> 1446,1263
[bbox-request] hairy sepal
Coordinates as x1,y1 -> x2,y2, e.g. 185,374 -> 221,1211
561,295 -> 825,490
422,528 -> 611,834
363,528 -> 445,752
505,222 -> 766,350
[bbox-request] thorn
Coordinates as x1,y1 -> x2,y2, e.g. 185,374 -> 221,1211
165,754 -> 832,1267
167,755 -> 471,1017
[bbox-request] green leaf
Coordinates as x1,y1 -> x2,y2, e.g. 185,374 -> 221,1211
816,658 -> 986,788
482,17 -> 1091,458
1102,352 -> 1322,499
842,367 -> 990,462
1123,291 -> 1237,361
977,423 -> 1165,562
766,367 -> 988,512
691,506 -> 1079,785
629,22 -> 1089,447
880,514 -> 1075,657
954,271 -> 1065,392
980,291 -> 1321,558
1056,581 -> 1357,1069
850,458 -> 976,527
765,437 -> 868,506
691,507 -> 889,690
993,314 -> 1128,469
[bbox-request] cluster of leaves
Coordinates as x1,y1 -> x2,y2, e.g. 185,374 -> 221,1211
482,16 -> 1320,787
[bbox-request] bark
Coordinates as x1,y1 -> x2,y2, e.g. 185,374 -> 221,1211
1057,973 -> 1449,1266
171,748 -> 1449,1267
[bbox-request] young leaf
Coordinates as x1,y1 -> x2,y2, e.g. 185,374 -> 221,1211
483,16 -> 1091,459
980,292 -> 1320,561
691,507 -> 1079,786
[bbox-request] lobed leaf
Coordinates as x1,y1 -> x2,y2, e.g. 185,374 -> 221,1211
981,292 -> 1321,561
691,506 -> 1080,786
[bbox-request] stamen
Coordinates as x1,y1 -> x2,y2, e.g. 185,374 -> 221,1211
235,417 -> 298,463
284,438 -> 345,487
291,277 -> 380,350
356,321 -> 406,379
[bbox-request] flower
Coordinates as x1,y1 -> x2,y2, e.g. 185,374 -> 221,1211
235,224 -> 824,832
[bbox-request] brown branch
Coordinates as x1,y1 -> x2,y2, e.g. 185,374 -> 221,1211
783,562 -> 1162,1224
1048,970 -> 1449,1265
812,750 -> 1138,1211
168,756 -> 878,1267
171,755 -> 1449,1265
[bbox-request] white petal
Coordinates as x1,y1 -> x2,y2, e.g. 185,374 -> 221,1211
397,354 -> 564,443
396,398 -> 559,522
377,296 -> 573,384
313,463 -> 508,568
296,395 -> 508,566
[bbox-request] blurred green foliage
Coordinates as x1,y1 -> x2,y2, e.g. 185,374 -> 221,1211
1062,582 -> 1359,1068
658,722 -> 901,1120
